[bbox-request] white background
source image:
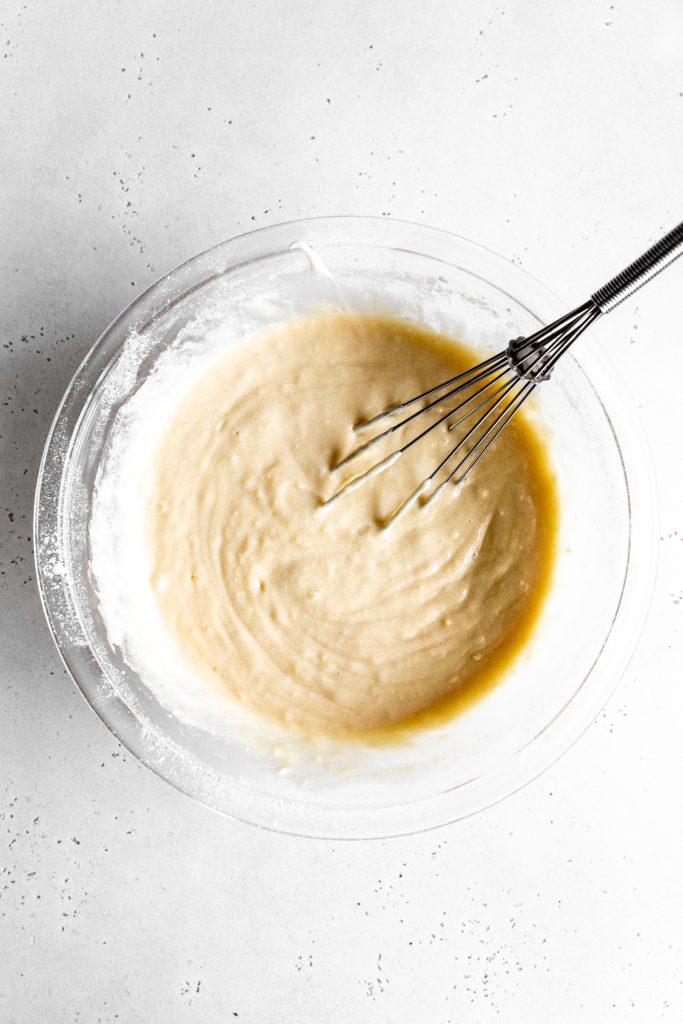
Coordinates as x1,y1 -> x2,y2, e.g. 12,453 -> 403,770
2,1 -> 682,1020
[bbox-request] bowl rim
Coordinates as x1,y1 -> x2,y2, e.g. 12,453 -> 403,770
34,215 -> 659,839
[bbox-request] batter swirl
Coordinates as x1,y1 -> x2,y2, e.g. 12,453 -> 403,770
146,313 -> 557,739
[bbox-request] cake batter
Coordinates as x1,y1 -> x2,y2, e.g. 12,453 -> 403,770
144,313 -> 557,739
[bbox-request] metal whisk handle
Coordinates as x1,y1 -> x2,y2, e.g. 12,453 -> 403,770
591,220 -> 683,313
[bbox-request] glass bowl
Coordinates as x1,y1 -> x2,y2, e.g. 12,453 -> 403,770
34,217 -> 657,839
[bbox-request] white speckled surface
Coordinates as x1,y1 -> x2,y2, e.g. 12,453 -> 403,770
2,1 -> 683,1019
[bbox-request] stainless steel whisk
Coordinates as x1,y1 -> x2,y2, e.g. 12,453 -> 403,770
324,221 -> 683,526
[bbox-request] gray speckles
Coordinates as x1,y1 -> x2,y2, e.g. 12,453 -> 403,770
294,952 -> 314,972
364,952 -> 388,997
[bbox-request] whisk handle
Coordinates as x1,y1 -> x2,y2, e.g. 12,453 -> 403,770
591,220 -> 683,313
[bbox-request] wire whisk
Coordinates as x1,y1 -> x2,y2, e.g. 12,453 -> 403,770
323,220 -> 683,527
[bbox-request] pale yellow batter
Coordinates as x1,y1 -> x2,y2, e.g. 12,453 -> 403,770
146,313 -> 557,739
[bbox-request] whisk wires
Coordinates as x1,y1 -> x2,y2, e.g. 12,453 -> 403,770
322,300 -> 602,525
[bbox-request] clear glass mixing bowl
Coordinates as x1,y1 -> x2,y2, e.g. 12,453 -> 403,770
34,217 -> 657,838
